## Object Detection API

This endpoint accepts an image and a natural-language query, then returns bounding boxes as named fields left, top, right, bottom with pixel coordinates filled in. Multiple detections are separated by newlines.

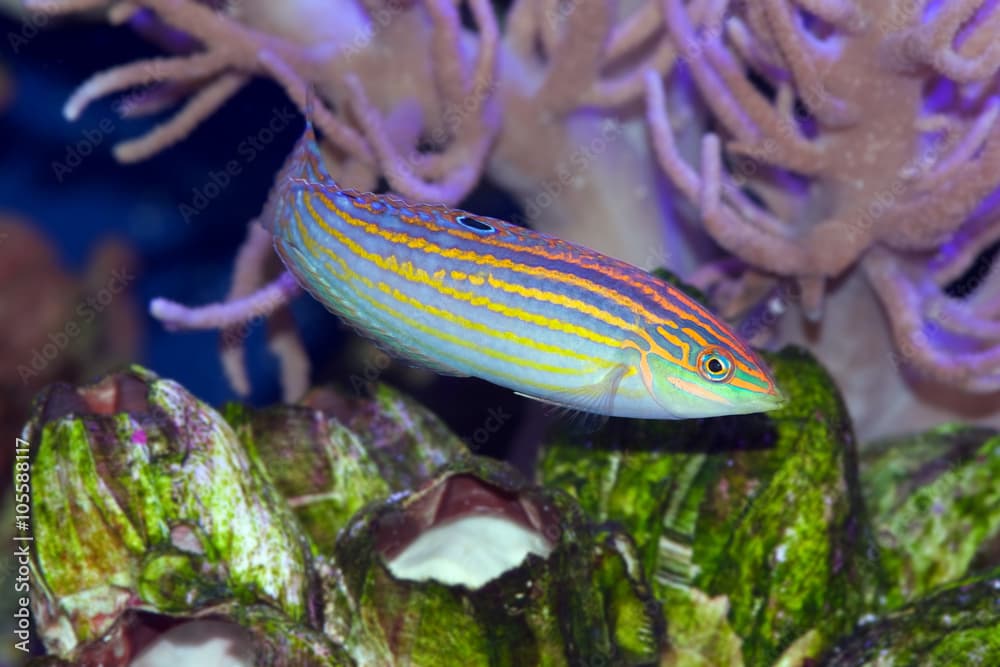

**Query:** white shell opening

left=386, top=514, right=553, bottom=588
left=130, top=621, right=252, bottom=667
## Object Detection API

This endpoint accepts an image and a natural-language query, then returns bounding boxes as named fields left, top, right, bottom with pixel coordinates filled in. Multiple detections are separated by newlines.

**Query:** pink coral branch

left=116, top=73, right=249, bottom=162
left=932, top=212, right=1000, bottom=286
left=864, top=247, right=1000, bottom=392
left=218, top=222, right=275, bottom=396
left=604, top=1, right=664, bottom=62
left=267, top=313, right=311, bottom=402
left=410, top=0, right=500, bottom=180
left=63, top=52, right=230, bottom=121
left=150, top=270, right=300, bottom=331
left=534, top=0, right=614, bottom=114
left=581, top=0, right=721, bottom=108
left=504, top=0, right=539, bottom=61
left=581, top=38, right=679, bottom=107
left=661, top=0, right=827, bottom=174
left=645, top=73, right=826, bottom=277
left=914, top=97, right=1000, bottom=190
left=117, top=82, right=197, bottom=118
left=535, top=0, right=563, bottom=59
left=914, top=0, right=1000, bottom=82
left=34, top=0, right=376, bottom=164
left=925, top=296, right=1000, bottom=341
left=255, top=50, right=373, bottom=165
left=661, top=0, right=760, bottom=142
left=726, top=16, right=785, bottom=72
left=25, top=0, right=113, bottom=13
left=877, top=123, right=1000, bottom=251
left=327, top=0, right=499, bottom=203
left=793, top=0, right=861, bottom=29
left=759, top=0, right=857, bottom=126
left=700, top=35, right=827, bottom=173
left=344, top=76, right=482, bottom=203
left=425, top=0, right=472, bottom=108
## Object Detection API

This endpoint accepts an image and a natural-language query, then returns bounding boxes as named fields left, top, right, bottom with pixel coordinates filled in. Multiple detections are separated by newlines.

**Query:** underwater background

left=0, top=5, right=529, bottom=457
left=1, top=0, right=999, bottom=665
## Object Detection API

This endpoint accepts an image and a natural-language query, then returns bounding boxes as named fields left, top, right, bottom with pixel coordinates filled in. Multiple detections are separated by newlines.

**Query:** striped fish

left=264, top=119, right=785, bottom=419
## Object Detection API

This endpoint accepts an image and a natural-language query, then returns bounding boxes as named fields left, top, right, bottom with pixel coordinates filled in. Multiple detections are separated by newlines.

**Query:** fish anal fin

left=515, top=364, right=630, bottom=431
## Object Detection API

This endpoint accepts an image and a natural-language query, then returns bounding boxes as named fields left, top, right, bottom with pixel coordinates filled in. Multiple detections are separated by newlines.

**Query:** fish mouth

left=728, top=379, right=786, bottom=415
left=758, top=383, right=787, bottom=412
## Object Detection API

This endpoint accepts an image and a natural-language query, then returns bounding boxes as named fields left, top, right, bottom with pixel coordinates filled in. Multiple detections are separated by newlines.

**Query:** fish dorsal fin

left=261, top=89, right=338, bottom=232
left=287, top=88, right=337, bottom=186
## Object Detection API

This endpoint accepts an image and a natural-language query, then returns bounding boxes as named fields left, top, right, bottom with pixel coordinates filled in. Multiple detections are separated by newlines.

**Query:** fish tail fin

left=260, top=87, right=338, bottom=233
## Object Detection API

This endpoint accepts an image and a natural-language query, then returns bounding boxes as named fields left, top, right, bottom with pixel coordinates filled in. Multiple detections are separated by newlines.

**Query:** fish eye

left=455, top=215, right=496, bottom=234
left=697, top=346, right=735, bottom=383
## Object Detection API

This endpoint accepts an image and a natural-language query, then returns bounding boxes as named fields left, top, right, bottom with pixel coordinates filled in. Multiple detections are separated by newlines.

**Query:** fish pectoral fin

left=515, top=364, right=630, bottom=430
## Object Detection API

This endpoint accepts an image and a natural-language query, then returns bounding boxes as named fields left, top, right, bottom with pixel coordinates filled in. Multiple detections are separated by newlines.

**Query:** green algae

left=861, top=425, right=1000, bottom=607
left=224, top=402, right=390, bottom=552
left=20, top=360, right=998, bottom=666
left=540, top=346, right=885, bottom=665
left=821, top=571, right=1000, bottom=666
left=332, top=456, right=664, bottom=665
left=24, top=366, right=318, bottom=658
left=340, top=383, right=470, bottom=490
left=27, top=604, right=356, bottom=667
left=657, top=587, right=744, bottom=667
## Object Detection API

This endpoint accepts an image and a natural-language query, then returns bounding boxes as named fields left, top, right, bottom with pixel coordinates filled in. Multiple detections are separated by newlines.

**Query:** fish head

left=643, top=327, right=786, bottom=418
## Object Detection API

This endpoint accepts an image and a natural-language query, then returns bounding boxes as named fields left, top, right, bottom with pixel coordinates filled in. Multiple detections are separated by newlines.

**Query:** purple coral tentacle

left=150, top=271, right=301, bottom=331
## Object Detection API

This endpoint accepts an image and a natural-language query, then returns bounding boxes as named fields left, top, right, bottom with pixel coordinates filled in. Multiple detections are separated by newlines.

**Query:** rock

left=820, top=571, right=1000, bottom=666
left=302, top=383, right=470, bottom=490
left=328, top=456, right=664, bottom=665
left=223, top=401, right=390, bottom=551
left=22, top=366, right=323, bottom=662
left=861, top=425, right=1000, bottom=607
left=539, top=346, right=884, bottom=664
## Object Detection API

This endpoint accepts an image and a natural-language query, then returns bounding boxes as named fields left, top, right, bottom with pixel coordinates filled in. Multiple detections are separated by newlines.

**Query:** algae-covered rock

left=820, top=570, right=1000, bottom=666
left=22, top=366, right=321, bottom=660
left=328, top=455, right=664, bottom=666
left=21, top=354, right=996, bottom=666
left=861, top=425, right=1000, bottom=607
left=301, top=383, right=470, bottom=490
left=539, top=346, right=884, bottom=665
left=658, top=587, right=744, bottom=667
left=222, top=382, right=471, bottom=554
left=224, top=402, right=391, bottom=551
left=28, top=603, right=354, bottom=666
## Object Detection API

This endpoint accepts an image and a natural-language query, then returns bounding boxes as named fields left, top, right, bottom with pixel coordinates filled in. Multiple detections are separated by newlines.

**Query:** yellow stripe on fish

left=265, top=116, right=785, bottom=418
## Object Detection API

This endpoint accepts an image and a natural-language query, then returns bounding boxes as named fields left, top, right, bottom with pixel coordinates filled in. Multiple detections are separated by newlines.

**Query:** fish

left=263, top=117, right=786, bottom=419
